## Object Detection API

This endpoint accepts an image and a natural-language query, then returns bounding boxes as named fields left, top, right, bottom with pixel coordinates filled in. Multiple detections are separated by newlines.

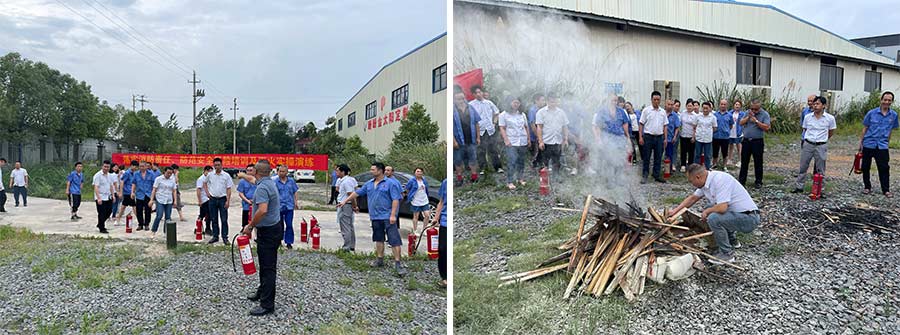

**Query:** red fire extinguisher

left=408, top=233, right=417, bottom=256
left=664, top=157, right=671, bottom=179
left=852, top=151, right=863, bottom=175
left=310, top=220, right=320, bottom=250
left=539, top=168, right=550, bottom=195
left=125, top=214, right=133, bottom=234
left=426, top=226, right=439, bottom=260
left=232, top=235, right=257, bottom=275
left=195, top=218, right=203, bottom=240
left=300, top=217, right=309, bottom=243
left=809, top=173, right=824, bottom=200
left=627, top=151, right=633, bottom=165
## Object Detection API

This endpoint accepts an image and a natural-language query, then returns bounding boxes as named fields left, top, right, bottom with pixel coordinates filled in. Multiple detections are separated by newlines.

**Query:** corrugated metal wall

left=335, top=35, right=448, bottom=154
left=501, top=0, right=896, bottom=66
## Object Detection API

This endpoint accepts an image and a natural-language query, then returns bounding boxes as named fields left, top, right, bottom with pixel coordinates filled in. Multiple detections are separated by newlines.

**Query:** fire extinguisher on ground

left=300, top=217, right=309, bottom=243
left=408, top=232, right=417, bottom=256
left=664, top=157, right=671, bottom=179
left=194, top=217, right=202, bottom=240
left=851, top=151, right=863, bottom=175
left=232, top=234, right=257, bottom=275
left=539, top=168, right=550, bottom=195
left=310, top=219, right=320, bottom=250
left=125, top=214, right=133, bottom=234
left=810, top=173, right=824, bottom=200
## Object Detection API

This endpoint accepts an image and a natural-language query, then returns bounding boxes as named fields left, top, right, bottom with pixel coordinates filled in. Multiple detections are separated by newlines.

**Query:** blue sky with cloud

left=0, top=0, right=446, bottom=129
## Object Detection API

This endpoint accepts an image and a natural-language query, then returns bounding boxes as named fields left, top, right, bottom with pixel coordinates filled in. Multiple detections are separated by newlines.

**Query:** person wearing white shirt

left=149, top=166, right=178, bottom=234
left=693, top=101, right=718, bottom=170
left=468, top=85, right=503, bottom=174
left=499, top=97, right=531, bottom=189
left=679, top=100, right=700, bottom=172
left=196, top=165, right=213, bottom=235
left=535, top=94, right=570, bottom=177
left=793, top=96, right=836, bottom=194
left=9, top=161, right=28, bottom=207
left=638, top=91, right=669, bottom=183
left=669, top=164, right=759, bottom=264
left=92, top=160, right=115, bottom=234
left=335, top=164, right=358, bottom=252
left=203, top=158, right=234, bottom=245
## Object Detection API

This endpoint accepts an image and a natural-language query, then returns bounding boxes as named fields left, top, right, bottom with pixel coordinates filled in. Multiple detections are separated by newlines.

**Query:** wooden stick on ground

left=498, top=263, right=568, bottom=287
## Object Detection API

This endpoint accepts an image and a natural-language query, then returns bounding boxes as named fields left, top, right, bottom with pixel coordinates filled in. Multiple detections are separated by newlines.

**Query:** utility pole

left=189, top=71, right=204, bottom=154
left=231, top=97, right=239, bottom=154
left=132, top=94, right=136, bottom=112
left=138, top=95, right=147, bottom=110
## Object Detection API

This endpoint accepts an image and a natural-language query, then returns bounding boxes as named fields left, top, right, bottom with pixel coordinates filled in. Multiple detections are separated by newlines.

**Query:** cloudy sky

left=740, top=0, right=898, bottom=39
left=0, top=0, right=446, bottom=129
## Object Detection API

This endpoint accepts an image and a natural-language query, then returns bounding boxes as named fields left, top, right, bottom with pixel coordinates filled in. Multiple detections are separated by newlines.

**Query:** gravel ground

left=454, top=135, right=900, bottom=334
left=0, top=234, right=446, bottom=334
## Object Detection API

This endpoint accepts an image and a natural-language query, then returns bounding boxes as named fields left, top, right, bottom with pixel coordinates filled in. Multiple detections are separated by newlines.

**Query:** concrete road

left=0, top=196, right=434, bottom=256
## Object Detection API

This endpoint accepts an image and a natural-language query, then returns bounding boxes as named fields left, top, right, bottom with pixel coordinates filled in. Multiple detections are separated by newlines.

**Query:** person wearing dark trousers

left=0, top=158, right=6, bottom=212
left=242, top=160, right=283, bottom=316
left=432, top=179, right=448, bottom=287
left=196, top=165, right=213, bottom=234
left=665, top=100, right=682, bottom=173
left=639, top=91, right=669, bottom=184
left=274, top=165, right=299, bottom=249
left=92, top=160, right=114, bottom=234
left=9, top=161, right=28, bottom=207
left=738, top=99, right=772, bottom=188
left=712, top=99, right=734, bottom=171
left=66, top=162, right=85, bottom=221
left=327, top=167, right=338, bottom=205
left=133, top=161, right=155, bottom=230
left=679, top=99, right=699, bottom=172
left=204, top=157, right=234, bottom=245
left=535, top=94, right=570, bottom=178
left=528, top=94, right=547, bottom=169
left=469, top=85, right=503, bottom=174
left=859, top=91, right=898, bottom=198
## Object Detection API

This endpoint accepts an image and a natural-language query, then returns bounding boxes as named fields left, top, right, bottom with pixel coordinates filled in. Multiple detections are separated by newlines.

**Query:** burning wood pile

left=499, top=195, right=742, bottom=301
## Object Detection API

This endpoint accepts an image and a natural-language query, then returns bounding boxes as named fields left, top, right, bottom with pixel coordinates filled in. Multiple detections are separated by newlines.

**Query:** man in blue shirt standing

left=665, top=99, right=682, bottom=173
left=431, top=179, right=447, bottom=287
left=338, top=162, right=406, bottom=277
left=115, top=160, right=139, bottom=225
left=65, top=162, right=84, bottom=221
left=241, top=160, right=283, bottom=316
left=453, top=87, right=481, bottom=186
left=237, top=164, right=257, bottom=230
left=859, top=91, right=898, bottom=198
left=274, top=165, right=299, bottom=249
left=133, top=161, right=156, bottom=231
left=712, top=99, right=734, bottom=171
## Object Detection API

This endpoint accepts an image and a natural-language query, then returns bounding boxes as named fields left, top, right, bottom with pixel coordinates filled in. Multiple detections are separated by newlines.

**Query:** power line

left=53, top=0, right=189, bottom=81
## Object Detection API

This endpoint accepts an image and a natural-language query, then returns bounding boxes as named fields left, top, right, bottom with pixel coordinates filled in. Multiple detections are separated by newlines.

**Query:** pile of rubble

left=500, top=196, right=740, bottom=301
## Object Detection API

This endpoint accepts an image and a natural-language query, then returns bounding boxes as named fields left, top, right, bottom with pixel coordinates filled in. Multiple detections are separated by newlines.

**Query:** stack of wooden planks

left=499, top=196, right=743, bottom=301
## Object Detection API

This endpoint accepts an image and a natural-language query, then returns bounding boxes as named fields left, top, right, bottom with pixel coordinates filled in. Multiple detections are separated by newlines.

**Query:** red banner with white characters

left=454, top=68, right=484, bottom=101
left=111, top=153, right=329, bottom=170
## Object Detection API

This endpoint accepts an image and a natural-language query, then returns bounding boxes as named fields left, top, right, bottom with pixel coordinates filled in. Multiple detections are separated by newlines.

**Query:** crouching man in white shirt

left=667, top=164, right=760, bottom=264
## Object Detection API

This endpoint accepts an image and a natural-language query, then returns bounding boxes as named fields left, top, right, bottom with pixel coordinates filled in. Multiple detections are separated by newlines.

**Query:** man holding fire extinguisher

left=241, top=159, right=283, bottom=316
left=792, top=96, right=836, bottom=196
left=337, top=162, right=406, bottom=277
left=858, top=91, right=897, bottom=198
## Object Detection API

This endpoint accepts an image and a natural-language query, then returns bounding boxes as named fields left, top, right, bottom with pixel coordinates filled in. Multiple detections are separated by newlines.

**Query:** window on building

left=365, top=101, right=377, bottom=120
left=820, top=64, right=844, bottom=91
left=338, top=119, right=343, bottom=131
left=736, top=53, right=771, bottom=86
left=392, top=84, right=409, bottom=109
left=433, top=64, right=447, bottom=93
left=348, top=112, right=357, bottom=127
left=865, top=70, right=882, bottom=93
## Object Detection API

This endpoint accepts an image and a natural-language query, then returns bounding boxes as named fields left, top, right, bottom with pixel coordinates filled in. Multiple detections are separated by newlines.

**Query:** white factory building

left=335, top=33, right=448, bottom=154
left=455, top=0, right=900, bottom=110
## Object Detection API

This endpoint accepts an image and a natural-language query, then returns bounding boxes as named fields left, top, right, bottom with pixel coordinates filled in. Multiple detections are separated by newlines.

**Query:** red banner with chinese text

left=454, top=68, right=483, bottom=101
left=111, top=153, right=329, bottom=171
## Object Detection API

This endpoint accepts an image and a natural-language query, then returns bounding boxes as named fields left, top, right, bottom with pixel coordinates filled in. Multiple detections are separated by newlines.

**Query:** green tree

left=117, top=109, right=163, bottom=151
left=266, top=113, right=294, bottom=153
left=308, top=125, right=345, bottom=155
left=157, top=113, right=188, bottom=153
left=197, top=104, right=228, bottom=153
left=243, top=114, right=269, bottom=154
left=391, top=102, right=440, bottom=150
left=343, top=135, right=369, bottom=157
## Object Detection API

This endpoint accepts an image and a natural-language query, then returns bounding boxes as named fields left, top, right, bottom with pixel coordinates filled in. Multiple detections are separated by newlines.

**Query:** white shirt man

left=337, top=175, right=358, bottom=203
left=802, top=112, right=837, bottom=143
left=639, top=105, right=668, bottom=136
left=535, top=106, right=570, bottom=145
left=679, top=109, right=698, bottom=139
left=694, top=114, right=717, bottom=143
left=196, top=174, right=209, bottom=204
left=205, top=170, right=234, bottom=198
left=469, top=98, right=499, bottom=136
left=93, top=170, right=113, bottom=201
left=692, top=171, right=758, bottom=213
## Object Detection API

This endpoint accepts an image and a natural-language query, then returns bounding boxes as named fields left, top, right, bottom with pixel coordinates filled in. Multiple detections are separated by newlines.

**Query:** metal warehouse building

left=335, top=33, right=448, bottom=154
left=456, top=0, right=900, bottom=109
